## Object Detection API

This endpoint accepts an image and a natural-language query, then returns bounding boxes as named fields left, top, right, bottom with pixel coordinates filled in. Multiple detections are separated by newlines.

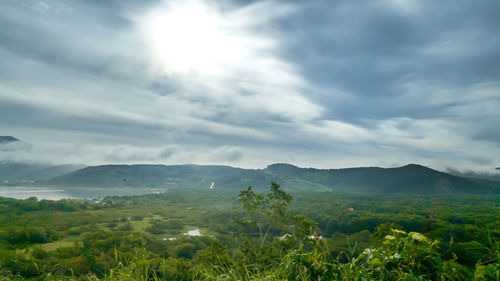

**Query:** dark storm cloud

left=0, top=0, right=499, bottom=171
left=273, top=0, right=500, bottom=121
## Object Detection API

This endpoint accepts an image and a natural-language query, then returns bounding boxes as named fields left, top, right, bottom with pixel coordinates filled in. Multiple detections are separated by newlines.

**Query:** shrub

left=174, top=243, right=195, bottom=259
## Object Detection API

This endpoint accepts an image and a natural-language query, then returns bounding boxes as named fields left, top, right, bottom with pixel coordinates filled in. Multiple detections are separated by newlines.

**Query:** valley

left=0, top=185, right=498, bottom=280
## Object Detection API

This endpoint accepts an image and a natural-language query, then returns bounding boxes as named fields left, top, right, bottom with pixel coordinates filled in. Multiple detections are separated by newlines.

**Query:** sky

left=0, top=0, right=499, bottom=172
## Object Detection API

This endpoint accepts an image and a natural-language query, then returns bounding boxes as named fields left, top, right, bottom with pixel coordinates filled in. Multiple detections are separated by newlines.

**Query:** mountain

left=263, top=163, right=500, bottom=194
left=0, top=136, right=19, bottom=143
left=0, top=136, right=85, bottom=184
left=0, top=161, right=85, bottom=184
left=43, top=164, right=269, bottom=190
left=42, top=163, right=500, bottom=194
left=0, top=135, right=31, bottom=152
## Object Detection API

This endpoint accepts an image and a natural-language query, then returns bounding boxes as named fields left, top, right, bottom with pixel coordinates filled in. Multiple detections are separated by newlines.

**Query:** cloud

left=132, top=0, right=323, bottom=124
left=0, top=141, right=32, bottom=152
left=209, top=146, right=244, bottom=162
left=0, top=0, right=499, bottom=171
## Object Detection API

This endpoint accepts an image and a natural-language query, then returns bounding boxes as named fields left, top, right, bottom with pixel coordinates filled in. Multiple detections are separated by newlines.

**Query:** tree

left=174, top=243, right=195, bottom=259
left=235, top=182, right=293, bottom=249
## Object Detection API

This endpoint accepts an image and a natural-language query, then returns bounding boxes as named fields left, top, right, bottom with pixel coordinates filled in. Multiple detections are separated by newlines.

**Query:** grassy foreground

left=1, top=229, right=498, bottom=280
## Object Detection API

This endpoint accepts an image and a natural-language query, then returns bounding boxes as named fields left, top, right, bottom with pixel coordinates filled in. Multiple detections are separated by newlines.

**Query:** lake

left=0, top=186, right=168, bottom=200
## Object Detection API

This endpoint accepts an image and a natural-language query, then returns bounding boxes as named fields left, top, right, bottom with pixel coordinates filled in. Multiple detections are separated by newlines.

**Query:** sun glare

left=140, top=1, right=249, bottom=76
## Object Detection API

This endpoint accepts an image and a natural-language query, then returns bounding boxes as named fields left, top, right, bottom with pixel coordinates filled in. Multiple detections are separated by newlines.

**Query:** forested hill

left=41, top=163, right=500, bottom=194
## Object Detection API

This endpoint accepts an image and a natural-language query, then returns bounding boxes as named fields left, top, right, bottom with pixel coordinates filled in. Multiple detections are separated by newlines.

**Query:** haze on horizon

left=1, top=0, right=499, bottom=172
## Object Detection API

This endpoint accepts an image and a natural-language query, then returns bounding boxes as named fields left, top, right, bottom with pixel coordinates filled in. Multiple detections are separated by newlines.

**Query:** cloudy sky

left=1, top=0, right=499, bottom=171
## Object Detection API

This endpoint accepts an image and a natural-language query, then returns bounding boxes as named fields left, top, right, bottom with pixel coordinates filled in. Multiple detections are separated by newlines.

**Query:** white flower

left=363, top=248, right=375, bottom=259
left=409, top=232, right=427, bottom=242
left=385, top=235, right=395, bottom=240
left=389, top=253, right=401, bottom=260
left=391, top=229, right=406, bottom=235
left=279, top=233, right=293, bottom=240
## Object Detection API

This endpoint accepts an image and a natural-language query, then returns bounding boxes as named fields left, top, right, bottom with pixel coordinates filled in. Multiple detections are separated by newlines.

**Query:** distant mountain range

left=0, top=136, right=85, bottom=183
left=40, top=163, right=500, bottom=194
left=2, top=136, right=499, bottom=194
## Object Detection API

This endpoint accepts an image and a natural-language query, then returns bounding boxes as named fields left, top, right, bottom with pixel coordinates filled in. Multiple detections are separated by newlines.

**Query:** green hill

left=41, top=163, right=500, bottom=194
left=43, top=164, right=270, bottom=190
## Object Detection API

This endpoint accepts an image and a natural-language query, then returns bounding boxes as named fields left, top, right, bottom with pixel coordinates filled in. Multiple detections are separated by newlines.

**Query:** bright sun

left=140, top=1, right=250, bottom=76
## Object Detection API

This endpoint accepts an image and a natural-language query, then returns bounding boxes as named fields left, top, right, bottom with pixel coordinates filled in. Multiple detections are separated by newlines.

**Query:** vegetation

left=0, top=183, right=498, bottom=280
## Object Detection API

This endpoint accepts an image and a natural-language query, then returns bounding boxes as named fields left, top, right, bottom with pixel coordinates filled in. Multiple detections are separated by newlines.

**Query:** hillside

left=43, top=164, right=270, bottom=190
left=42, top=163, right=500, bottom=194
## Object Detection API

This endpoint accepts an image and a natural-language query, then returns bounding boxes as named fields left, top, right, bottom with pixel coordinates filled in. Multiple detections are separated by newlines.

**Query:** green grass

left=40, top=239, right=77, bottom=251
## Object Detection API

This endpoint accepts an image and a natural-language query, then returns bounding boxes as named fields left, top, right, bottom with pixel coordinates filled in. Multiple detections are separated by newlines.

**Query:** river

left=0, top=186, right=168, bottom=200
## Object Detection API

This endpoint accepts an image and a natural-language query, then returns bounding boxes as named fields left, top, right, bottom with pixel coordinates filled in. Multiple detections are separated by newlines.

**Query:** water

left=184, top=229, right=202, bottom=236
left=0, top=186, right=168, bottom=200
